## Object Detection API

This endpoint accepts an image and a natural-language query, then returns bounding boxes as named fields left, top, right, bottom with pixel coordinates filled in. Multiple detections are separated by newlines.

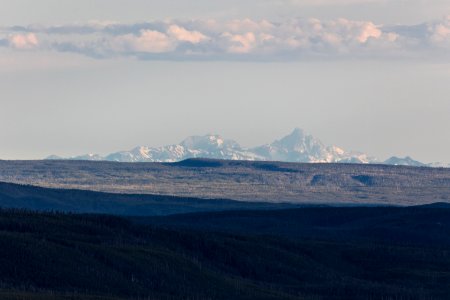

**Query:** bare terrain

left=0, top=158, right=449, bottom=205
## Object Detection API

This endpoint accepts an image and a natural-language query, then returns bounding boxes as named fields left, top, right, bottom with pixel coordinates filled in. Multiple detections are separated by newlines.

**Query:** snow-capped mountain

left=46, top=128, right=444, bottom=167
left=101, top=135, right=262, bottom=162
left=383, top=156, right=426, bottom=167
left=251, top=128, right=375, bottom=163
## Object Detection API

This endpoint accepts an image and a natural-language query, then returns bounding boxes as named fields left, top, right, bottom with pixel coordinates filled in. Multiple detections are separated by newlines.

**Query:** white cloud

left=225, top=19, right=275, bottom=33
left=2, top=16, right=450, bottom=60
left=8, top=33, right=39, bottom=49
left=301, top=18, right=383, bottom=46
left=113, top=30, right=174, bottom=53
left=355, top=21, right=382, bottom=42
left=167, top=25, right=208, bottom=43
left=429, top=16, right=450, bottom=45
left=222, top=32, right=257, bottom=53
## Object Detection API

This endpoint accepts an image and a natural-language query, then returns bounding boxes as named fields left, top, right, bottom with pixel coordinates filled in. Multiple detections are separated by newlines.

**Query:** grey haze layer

left=1, top=159, right=449, bottom=205
left=48, top=128, right=446, bottom=167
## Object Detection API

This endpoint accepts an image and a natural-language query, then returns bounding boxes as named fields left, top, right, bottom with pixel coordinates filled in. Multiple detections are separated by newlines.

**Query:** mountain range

left=47, top=128, right=448, bottom=167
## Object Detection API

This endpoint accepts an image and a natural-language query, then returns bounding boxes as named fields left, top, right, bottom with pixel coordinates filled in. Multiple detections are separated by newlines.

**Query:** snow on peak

left=383, top=156, right=426, bottom=167
left=252, top=129, right=345, bottom=163
left=46, top=128, right=439, bottom=166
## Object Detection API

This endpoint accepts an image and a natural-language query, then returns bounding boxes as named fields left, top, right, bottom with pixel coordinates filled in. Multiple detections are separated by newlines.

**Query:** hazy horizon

left=1, top=1, right=449, bottom=163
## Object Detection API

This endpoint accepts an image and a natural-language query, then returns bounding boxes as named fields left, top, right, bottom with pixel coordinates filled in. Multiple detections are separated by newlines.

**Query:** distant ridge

left=47, top=128, right=448, bottom=167
left=2, top=159, right=450, bottom=205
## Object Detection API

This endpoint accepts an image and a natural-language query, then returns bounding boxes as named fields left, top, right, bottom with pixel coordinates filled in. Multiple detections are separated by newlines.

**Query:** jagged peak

left=45, top=129, right=440, bottom=167
left=180, top=134, right=239, bottom=150
left=290, top=127, right=307, bottom=137
left=275, top=128, right=324, bottom=150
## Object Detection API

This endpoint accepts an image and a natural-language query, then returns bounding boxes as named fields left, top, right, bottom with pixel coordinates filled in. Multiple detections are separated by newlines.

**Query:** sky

left=0, top=0, right=449, bottom=163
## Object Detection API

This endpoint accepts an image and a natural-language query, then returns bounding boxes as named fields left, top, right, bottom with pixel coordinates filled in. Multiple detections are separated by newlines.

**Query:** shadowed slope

left=0, top=208, right=450, bottom=299
left=0, top=181, right=302, bottom=216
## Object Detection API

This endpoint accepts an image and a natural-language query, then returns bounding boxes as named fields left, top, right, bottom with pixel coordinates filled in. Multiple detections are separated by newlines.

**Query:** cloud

left=8, top=33, right=39, bottom=49
left=221, top=32, right=257, bottom=53
left=429, top=16, right=450, bottom=46
left=113, top=30, right=174, bottom=53
left=167, top=25, right=208, bottom=44
left=355, top=21, right=382, bottom=42
left=2, top=17, right=450, bottom=60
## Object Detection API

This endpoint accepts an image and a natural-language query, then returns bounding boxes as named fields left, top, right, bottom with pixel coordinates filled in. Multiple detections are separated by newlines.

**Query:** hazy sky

left=1, top=0, right=449, bottom=163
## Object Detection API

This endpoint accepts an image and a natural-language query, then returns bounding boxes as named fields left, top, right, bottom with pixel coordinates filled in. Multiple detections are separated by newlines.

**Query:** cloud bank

left=1, top=17, right=450, bottom=60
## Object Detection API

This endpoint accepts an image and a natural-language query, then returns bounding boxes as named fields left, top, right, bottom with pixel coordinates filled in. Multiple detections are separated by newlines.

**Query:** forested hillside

left=0, top=207, right=450, bottom=299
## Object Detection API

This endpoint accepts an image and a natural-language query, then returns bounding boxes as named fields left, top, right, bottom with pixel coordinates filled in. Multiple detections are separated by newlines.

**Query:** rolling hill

left=1, top=159, right=449, bottom=205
